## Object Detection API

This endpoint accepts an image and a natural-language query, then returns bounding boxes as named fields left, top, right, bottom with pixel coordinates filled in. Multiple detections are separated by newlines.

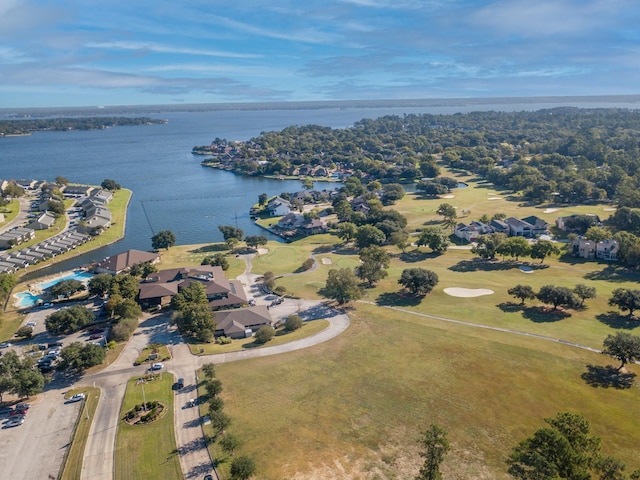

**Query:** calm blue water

left=1, top=99, right=638, bottom=276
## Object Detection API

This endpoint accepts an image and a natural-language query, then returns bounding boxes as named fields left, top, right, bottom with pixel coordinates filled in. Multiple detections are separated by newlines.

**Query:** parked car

left=10, top=409, right=27, bottom=416
left=68, top=393, right=85, bottom=403
left=0, top=342, right=11, bottom=348
left=89, top=334, right=103, bottom=340
left=204, top=475, right=214, bottom=480
left=15, top=403, right=30, bottom=411
left=25, top=321, right=36, bottom=327
left=176, top=378, right=184, bottom=389
left=0, top=407, right=12, bottom=416
left=4, top=417, right=25, bottom=428
left=150, top=362, right=164, bottom=371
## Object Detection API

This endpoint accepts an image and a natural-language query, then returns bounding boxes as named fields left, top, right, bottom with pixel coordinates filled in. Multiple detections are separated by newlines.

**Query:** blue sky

left=1, top=0, right=638, bottom=107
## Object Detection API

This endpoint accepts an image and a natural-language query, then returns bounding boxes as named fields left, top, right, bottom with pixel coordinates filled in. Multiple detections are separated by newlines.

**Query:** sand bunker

left=519, top=266, right=534, bottom=273
left=321, top=257, right=332, bottom=265
left=257, top=248, right=269, bottom=254
left=543, top=208, right=559, bottom=213
left=603, top=207, right=616, bottom=212
left=487, top=197, right=502, bottom=200
left=442, top=194, right=455, bottom=199
left=444, top=287, right=494, bottom=298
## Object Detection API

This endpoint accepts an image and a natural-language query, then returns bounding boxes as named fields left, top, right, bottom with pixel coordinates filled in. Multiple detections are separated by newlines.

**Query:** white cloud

left=85, top=41, right=261, bottom=59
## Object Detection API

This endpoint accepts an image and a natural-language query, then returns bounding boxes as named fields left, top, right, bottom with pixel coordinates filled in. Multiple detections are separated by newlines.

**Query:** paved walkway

left=80, top=253, right=350, bottom=480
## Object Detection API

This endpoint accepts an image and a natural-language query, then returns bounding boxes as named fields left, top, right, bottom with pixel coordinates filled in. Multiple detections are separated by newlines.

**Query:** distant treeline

left=196, top=107, right=640, bottom=208
left=0, top=117, right=165, bottom=136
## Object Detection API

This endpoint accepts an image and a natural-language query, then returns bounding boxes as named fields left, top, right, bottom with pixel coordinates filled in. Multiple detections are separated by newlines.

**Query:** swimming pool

left=13, top=270, right=94, bottom=308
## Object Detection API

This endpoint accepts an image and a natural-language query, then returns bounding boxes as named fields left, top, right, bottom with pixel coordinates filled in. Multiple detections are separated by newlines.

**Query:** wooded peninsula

left=0, top=117, right=166, bottom=136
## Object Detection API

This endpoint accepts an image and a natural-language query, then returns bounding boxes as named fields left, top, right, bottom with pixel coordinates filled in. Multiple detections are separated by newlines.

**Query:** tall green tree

left=398, top=268, right=439, bottom=295
left=536, top=285, right=580, bottom=311
left=416, top=424, right=450, bottom=480
left=355, top=245, right=390, bottom=287
left=151, top=230, right=176, bottom=250
left=608, top=288, right=640, bottom=317
left=336, top=222, right=358, bottom=242
left=472, top=233, right=507, bottom=260
left=530, top=239, right=560, bottom=263
left=508, top=285, right=536, bottom=304
left=355, top=224, right=386, bottom=249
left=218, top=225, right=244, bottom=241
left=573, top=284, right=596, bottom=307
left=601, top=332, right=640, bottom=370
left=507, top=412, right=602, bottom=480
left=497, top=236, right=531, bottom=261
left=417, top=227, right=450, bottom=253
left=324, top=268, right=362, bottom=304
left=230, top=456, right=256, bottom=480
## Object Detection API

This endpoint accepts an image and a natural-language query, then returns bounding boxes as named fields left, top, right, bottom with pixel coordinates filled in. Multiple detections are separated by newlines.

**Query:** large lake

left=2, top=97, right=639, bottom=274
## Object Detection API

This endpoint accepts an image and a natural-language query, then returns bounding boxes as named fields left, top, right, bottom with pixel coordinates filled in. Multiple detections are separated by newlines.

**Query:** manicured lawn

left=156, top=243, right=245, bottom=279
left=216, top=303, right=640, bottom=479
left=60, top=387, right=101, bottom=480
left=134, top=343, right=171, bottom=365
left=114, top=375, right=181, bottom=480
left=0, top=310, right=25, bottom=342
left=188, top=319, right=329, bottom=355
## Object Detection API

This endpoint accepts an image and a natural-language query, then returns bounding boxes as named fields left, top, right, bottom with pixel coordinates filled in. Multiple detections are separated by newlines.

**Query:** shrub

left=110, top=318, right=137, bottom=342
left=284, top=315, right=303, bottom=332
left=217, top=336, right=232, bottom=345
left=302, top=258, right=315, bottom=270
left=15, top=326, right=33, bottom=339
left=254, top=325, right=275, bottom=344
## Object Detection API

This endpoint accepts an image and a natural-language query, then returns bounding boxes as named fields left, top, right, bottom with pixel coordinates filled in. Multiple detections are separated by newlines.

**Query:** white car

left=150, top=362, right=164, bottom=370
left=0, top=342, right=11, bottom=349
left=68, top=393, right=85, bottom=403
left=25, top=321, right=36, bottom=327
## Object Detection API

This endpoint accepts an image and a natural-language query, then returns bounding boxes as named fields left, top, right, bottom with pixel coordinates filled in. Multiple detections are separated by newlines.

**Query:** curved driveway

left=79, top=299, right=349, bottom=480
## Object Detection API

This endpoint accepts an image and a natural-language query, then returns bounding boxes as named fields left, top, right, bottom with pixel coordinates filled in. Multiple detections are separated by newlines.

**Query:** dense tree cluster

left=45, top=305, right=95, bottom=335
left=507, top=412, right=639, bottom=479
left=196, top=108, right=640, bottom=209
left=171, top=282, right=216, bottom=342
left=0, top=117, right=164, bottom=135
left=60, top=342, right=106, bottom=371
left=0, top=351, right=45, bottom=401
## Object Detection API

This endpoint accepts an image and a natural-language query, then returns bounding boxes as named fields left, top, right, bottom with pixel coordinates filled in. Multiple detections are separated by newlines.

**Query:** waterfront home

left=62, top=185, right=93, bottom=197
left=95, top=249, right=160, bottom=275
left=214, top=306, right=273, bottom=339
left=266, top=196, right=292, bottom=216
left=138, top=265, right=247, bottom=310
left=90, top=189, right=113, bottom=205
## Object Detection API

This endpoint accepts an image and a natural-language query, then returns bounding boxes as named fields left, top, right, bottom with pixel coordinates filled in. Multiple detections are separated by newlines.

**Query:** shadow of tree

left=312, top=244, right=335, bottom=254
left=399, top=250, right=439, bottom=263
left=376, top=291, right=423, bottom=307
left=581, top=364, right=636, bottom=389
left=190, top=244, right=228, bottom=254
left=497, top=302, right=525, bottom=313
left=521, top=306, right=571, bottom=323
left=595, top=311, right=639, bottom=330
left=449, top=259, right=514, bottom=272
left=583, top=265, right=639, bottom=282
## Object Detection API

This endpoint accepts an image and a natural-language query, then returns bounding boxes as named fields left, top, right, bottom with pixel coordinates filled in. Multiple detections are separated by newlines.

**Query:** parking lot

left=0, top=385, right=82, bottom=479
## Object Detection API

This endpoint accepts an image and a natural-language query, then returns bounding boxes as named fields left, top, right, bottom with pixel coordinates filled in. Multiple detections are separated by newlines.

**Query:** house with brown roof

left=94, top=249, right=161, bottom=275
left=138, top=265, right=247, bottom=310
left=214, top=305, right=273, bottom=338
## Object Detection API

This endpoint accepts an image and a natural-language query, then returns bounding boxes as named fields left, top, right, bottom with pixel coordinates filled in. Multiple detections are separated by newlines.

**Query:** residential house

left=214, top=306, right=273, bottom=338
left=266, top=196, right=292, bottom=216
left=555, top=214, right=602, bottom=232
left=299, top=218, right=328, bottom=235
left=0, top=227, right=35, bottom=249
left=90, top=189, right=113, bottom=205
left=454, top=221, right=492, bottom=242
left=28, top=211, right=57, bottom=230
left=571, top=236, right=618, bottom=261
left=489, top=219, right=509, bottom=235
left=521, top=216, right=549, bottom=237
left=504, top=217, right=534, bottom=237
left=94, top=249, right=161, bottom=275
left=138, top=265, right=247, bottom=310
left=62, top=185, right=93, bottom=197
